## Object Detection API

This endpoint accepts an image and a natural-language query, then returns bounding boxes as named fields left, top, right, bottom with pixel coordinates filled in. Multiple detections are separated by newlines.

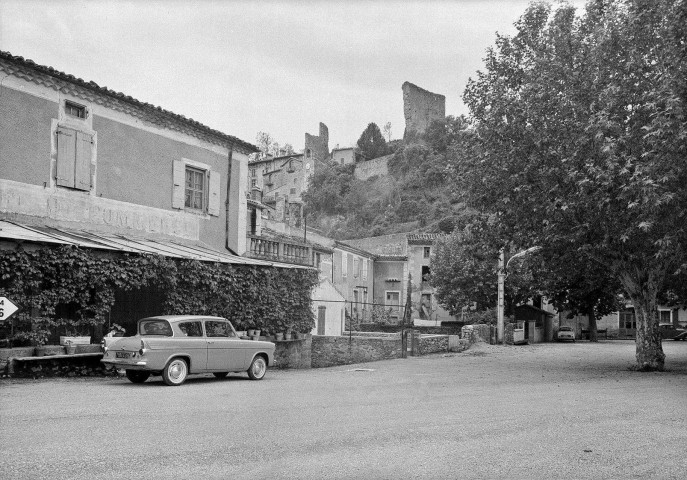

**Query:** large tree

left=533, top=250, right=623, bottom=341
left=457, top=0, right=687, bottom=370
left=432, top=223, right=539, bottom=316
left=357, top=122, right=389, bottom=159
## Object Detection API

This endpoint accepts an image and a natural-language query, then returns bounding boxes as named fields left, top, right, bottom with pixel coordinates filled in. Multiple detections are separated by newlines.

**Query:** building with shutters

left=0, top=51, right=258, bottom=255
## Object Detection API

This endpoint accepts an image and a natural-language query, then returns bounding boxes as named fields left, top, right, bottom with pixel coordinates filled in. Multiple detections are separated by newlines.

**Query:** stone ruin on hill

left=402, top=81, right=446, bottom=140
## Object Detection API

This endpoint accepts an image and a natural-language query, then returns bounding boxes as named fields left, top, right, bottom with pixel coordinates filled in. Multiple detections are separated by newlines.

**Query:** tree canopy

left=357, top=123, right=389, bottom=159
left=450, top=0, right=687, bottom=370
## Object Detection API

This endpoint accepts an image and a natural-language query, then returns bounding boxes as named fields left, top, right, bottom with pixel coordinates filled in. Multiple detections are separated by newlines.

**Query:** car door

left=205, top=320, right=246, bottom=371
left=175, top=320, right=208, bottom=372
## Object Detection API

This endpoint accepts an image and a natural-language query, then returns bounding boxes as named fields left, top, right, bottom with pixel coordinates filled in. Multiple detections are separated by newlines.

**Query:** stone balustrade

left=246, top=234, right=312, bottom=266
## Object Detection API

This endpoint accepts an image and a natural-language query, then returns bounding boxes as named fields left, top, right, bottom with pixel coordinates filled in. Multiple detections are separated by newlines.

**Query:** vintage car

left=556, top=325, right=576, bottom=342
left=101, top=315, right=275, bottom=386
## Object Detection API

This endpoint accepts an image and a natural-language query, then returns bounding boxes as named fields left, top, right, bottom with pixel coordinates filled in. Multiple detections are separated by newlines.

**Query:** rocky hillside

left=302, top=116, right=472, bottom=240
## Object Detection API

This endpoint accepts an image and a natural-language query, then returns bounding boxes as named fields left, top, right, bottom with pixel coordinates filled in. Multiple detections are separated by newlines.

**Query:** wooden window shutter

left=56, top=126, right=76, bottom=187
left=172, top=160, right=185, bottom=209
left=208, top=170, right=221, bottom=216
left=74, top=131, right=93, bottom=191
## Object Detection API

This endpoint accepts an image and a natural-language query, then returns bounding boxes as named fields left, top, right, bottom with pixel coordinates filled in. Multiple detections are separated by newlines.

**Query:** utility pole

left=497, top=249, right=505, bottom=344
left=497, top=246, right=541, bottom=346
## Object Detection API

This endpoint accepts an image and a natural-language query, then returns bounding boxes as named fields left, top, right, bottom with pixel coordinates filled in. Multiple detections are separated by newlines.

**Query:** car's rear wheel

left=162, top=358, right=188, bottom=386
left=125, top=370, right=150, bottom=384
left=247, top=356, right=267, bottom=380
left=213, top=372, right=229, bottom=378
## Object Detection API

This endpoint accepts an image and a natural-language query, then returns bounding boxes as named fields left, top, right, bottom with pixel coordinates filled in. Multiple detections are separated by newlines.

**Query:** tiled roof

left=0, top=51, right=259, bottom=154
left=376, top=255, right=408, bottom=261
left=0, top=220, right=306, bottom=269
left=407, top=233, right=442, bottom=245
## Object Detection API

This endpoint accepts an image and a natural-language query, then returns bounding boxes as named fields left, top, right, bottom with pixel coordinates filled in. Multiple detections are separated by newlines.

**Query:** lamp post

left=497, top=246, right=541, bottom=345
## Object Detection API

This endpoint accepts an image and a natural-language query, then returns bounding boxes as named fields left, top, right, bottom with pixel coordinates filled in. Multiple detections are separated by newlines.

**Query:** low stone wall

left=311, top=335, right=402, bottom=368
left=358, top=323, right=464, bottom=336
left=342, top=331, right=400, bottom=338
left=273, top=337, right=312, bottom=369
left=418, top=335, right=448, bottom=354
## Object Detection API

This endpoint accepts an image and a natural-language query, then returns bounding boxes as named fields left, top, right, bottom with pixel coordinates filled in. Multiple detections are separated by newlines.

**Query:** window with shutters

left=353, top=257, right=359, bottom=278
left=172, top=159, right=220, bottom=216
left=185, top=166, right=205, bottom=210
left=55, top=126, right=93, bottom=191
left=362, top=259, right=368, bottom=281
left=341, top=252, right=348, bottom=278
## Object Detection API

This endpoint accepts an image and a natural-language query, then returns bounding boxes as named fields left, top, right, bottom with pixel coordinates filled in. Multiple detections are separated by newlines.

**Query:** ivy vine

left=0, top=245, right=318, bottom=346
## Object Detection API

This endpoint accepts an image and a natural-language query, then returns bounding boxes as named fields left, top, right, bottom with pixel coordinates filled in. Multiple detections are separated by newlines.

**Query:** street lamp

left=497, top=246, right=541, bottom=345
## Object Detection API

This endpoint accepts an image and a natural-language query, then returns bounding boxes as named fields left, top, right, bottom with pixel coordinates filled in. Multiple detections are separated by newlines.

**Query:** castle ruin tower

left=402, top=82, right=446, bottom=140
left=304, top=122, right=329, bottom=181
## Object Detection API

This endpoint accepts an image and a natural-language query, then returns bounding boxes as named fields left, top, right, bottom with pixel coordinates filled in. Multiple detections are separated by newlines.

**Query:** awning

left=0, top=220, right=308, bottom=269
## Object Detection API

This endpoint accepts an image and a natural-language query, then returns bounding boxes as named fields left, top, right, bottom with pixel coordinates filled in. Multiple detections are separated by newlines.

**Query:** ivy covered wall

left=0, top=245, right=318, bottom=346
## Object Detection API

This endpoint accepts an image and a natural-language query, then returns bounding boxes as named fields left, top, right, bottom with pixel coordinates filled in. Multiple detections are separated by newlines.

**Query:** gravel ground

left=0, top=339, right=685, bottom=480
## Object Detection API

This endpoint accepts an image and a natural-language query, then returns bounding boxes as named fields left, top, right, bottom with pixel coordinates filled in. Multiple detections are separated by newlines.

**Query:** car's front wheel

left=125, top=370, right=150, bottom=384
left=162, top=358, right=188, bottom=386
left=247, top=356, right=267, bottom=380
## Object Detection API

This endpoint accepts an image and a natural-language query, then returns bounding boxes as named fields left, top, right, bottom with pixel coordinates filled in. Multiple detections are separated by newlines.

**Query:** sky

left=0, top=0, right=586, bottom=150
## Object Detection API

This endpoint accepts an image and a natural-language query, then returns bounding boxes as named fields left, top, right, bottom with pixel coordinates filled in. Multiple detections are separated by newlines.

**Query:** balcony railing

left=247, top=235, right=312, bottom=266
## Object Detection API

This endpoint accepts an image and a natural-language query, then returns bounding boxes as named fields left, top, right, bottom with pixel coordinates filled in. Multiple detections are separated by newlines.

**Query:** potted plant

left=11, top=329, right=50, bottom=356
left=64, top=339, right=77, bottom=355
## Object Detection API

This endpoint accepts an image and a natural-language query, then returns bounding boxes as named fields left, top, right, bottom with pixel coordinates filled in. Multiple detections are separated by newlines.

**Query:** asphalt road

left=1, top=340, right=686, bottom=480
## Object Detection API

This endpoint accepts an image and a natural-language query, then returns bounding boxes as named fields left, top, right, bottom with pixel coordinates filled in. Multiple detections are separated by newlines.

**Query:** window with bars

left=65, top=100, right=87, bottom=119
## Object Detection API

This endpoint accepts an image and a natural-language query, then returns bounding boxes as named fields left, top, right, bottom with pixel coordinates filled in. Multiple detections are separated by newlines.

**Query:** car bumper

left=101, top=358, right=149, bottom=368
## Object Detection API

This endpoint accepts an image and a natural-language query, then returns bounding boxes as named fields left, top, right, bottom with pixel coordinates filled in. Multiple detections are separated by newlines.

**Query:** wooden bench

left=8, top=353, right=103, bottom=375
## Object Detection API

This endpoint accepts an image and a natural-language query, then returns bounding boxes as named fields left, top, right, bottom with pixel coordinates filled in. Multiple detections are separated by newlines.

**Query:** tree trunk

left=620, top=270, right=665, bottom=371
left=631, top=296, right=665, bottom=371
left=588, top=307, right=598, bottom=343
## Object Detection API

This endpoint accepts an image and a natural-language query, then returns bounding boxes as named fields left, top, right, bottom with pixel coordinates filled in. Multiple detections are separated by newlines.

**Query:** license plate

left=116, top=352, right=132, bottom=359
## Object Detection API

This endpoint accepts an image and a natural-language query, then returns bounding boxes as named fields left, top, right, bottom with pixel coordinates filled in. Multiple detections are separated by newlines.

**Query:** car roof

left=140, top=315, right=228, bottom=323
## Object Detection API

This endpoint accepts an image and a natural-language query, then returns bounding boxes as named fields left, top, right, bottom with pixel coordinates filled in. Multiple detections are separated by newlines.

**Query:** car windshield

left=559, top=326, right=573, bottom=331
left=139, top=319, right=173, bottom=336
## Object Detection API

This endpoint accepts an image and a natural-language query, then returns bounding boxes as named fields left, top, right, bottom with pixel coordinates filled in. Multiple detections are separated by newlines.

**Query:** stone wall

left=311, top=334, right=402, bottom=368
left=273, top=337, right=312, bottom=369
left=354, top=155, right=391, bottom=180
left=358, top=323, right=465, bottom=336
left=402, top=82, right=446, bottom=140
left=418, top=335, right=448, bottom=354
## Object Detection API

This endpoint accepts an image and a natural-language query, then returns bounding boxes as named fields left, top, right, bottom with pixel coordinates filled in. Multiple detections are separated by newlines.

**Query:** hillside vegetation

left=302, top=116, right=472, bottom=240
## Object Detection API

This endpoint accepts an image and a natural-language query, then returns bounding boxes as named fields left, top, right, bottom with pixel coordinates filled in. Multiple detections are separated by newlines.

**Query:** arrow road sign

left=0, top=297, right=19, bottom=321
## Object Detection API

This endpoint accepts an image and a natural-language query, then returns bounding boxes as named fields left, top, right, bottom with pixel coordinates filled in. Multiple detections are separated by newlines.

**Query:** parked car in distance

left=101, top=315, right=275, bottom=386
left=557, top=326, right=576, bottom=342
left=672, top=330, right=687, bottom=341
